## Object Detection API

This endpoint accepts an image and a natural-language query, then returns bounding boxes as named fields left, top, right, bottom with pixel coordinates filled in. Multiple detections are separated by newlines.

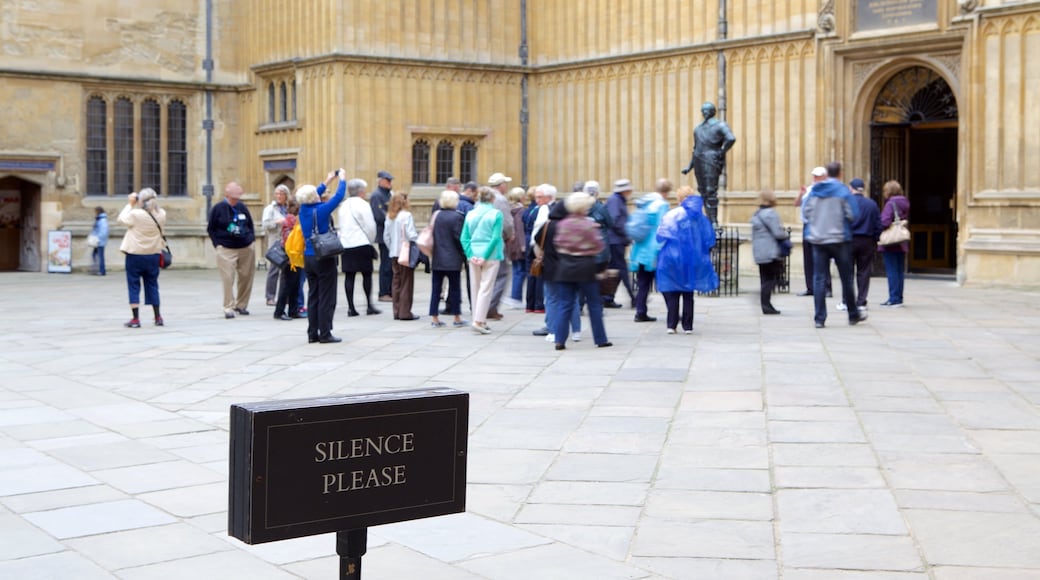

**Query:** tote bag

left=879, top=202, right=910, bottom=246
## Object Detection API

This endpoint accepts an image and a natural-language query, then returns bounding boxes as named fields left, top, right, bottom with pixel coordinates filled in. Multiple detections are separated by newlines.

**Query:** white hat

left=811, top=166, right=827, bottom=177
left=487, top=173, right=512, bottom=186
left=612, top=179, right=633, bottom=193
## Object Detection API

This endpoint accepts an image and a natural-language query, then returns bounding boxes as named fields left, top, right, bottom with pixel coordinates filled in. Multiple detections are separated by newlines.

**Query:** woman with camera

left=297, top=169, right=346, bottom=343
left=118, top=189, right=166, bottom=328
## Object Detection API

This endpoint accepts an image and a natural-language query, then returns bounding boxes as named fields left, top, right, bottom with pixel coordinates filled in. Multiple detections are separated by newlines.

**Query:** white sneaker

left=859, top=305, right=868, bottom=311
left=666, top=328, right=677, bottom=335
left=836, top=302, right=847, bottom=311
left=571, top=331, right=582, bottom=342
left=545, top=333, right=555, bottom=342
left=684, top=330, right=693, bottom=335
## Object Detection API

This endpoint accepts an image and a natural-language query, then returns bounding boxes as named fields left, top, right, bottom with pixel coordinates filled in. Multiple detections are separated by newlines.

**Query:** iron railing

left=701, top=226, right=740, bottom=297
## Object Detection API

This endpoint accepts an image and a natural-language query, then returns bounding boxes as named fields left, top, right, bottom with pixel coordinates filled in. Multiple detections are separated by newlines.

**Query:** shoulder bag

left=146, top=211, right=173, bottom=269
left=265, top=240, right=289, bottom=269
left=879, top=201, right=910, bottom=246
left=529, top=220, right=550, bottom=277
left=417, top=210, right=438, bottom=257
left=397, top=218, right=420, bottom=268
left=310, top=208, right=344, bottom=259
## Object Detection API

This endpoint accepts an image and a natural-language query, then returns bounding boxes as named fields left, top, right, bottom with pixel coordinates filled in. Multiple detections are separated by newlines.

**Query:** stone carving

left=818, top=0, right=837, bottom=35
left=959, top=0, right=979, bottom=13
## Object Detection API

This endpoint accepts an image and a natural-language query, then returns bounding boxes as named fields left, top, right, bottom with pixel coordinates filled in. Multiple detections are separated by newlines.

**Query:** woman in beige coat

left=118, top=188, right=167, bottom=328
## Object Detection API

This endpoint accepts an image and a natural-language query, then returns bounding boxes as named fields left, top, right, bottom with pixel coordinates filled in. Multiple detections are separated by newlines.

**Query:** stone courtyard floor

left=1, top=268, right=1039, bottom=579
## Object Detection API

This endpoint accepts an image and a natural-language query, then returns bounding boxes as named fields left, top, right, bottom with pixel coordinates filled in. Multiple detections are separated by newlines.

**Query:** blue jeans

left=543, top=281, right=579, bottom=335
left=555, top=281, right=607, bottom=345
left=882, top=251, right=906, bottom=304
left=812, top=242, right=860, bottom=324
left=125, top=253, right=160, bottom=305
left=511, top=258, right=527, bottom=302
left=430, top=269, right=462, bottom=316
left=92, top=246, right=106, bottom=275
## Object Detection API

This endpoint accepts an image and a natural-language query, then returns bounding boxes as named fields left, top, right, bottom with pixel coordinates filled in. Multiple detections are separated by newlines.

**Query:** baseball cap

left=377, top=170, right=394, bottom=181
left=849, top=178, right=865, bottom=191
left=487, top=172, right=512, bottom=186
left=612, top=179, right=632, bottom=193
left=811, top=167, right=827, bottom=177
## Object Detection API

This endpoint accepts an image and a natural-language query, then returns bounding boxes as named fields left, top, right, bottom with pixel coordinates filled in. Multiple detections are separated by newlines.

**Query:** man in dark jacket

left=604, top=178, right=634, bottom=308
left=846, top=178, right=882, bottom=311
left=207, top=182, right=256, bottom=319
left=371, top=170, right=393, bottom=302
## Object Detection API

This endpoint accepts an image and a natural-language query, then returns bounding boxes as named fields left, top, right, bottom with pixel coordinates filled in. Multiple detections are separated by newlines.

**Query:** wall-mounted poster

left=0, top=191, right=19, bottom=229
left=857, top=0, right=937, bottom=31
left=47, top=230, right=72, bottom=273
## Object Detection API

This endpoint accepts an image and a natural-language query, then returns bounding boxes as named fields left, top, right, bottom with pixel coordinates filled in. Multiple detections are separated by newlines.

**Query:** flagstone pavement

left=1, top=268, right=1039, bottom=580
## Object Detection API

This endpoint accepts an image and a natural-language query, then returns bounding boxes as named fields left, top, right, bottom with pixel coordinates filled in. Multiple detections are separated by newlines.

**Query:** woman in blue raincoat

left=655, top=185, right=718, bottom=333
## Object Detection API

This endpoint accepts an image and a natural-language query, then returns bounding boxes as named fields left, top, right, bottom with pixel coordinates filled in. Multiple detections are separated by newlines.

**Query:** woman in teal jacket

left=461, top=186, right=504, bottom=334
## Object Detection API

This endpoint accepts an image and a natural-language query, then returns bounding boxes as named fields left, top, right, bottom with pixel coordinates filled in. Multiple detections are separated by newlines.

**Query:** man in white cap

left=795, top=166, right=832, bottom=297
left=604, top=178, right=635, bottom=308
left=485, top=172, right=516, bottom=320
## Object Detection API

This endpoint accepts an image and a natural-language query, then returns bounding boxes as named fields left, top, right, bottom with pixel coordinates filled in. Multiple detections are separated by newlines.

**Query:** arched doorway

left=870, top=66, right=958, bottom=273
left=0, top=176, right=42, bottom=272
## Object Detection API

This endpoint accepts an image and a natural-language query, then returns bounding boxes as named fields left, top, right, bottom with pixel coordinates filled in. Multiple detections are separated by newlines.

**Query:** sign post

left=228, top=387, right=468, bottom=578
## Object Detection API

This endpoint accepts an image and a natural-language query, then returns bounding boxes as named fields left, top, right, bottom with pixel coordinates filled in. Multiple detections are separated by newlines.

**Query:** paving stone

left=904, top=509, right=1040, bottom=568
left=517, top=523, right=634, bottom=560
left=782, top=532, right=923, bottom=571
left=24, top=499, right=176, bottom=538
left=467, top=447, right=557, bottom=484
left=337, top=543, right=485, bottom=580
left=0, top=551, right=113, bottom=580
left=771, top=443, right=878, bottom=467
left=777, top=489, right=907, bottom=534
left=0, top=462, right=100, bottom=496
left=768, top=420, right=867, bottom=443
left=894, top=490, right=1027, bottom=513
left=515, top=503, right=641, bottom=526
left=654, top=467, right=772, bottom=492
left=116, top=549, right=297, bottom=580
left=680, top=391, right=763, bottom=411
left=465, top=483, right=532, bottom=522
left=784, top=570, right=927, bottom=580
left=0, top=513, right=64, bottom=559
left=90, top=460, right=224, bottom=494
left=880, top=453, right=1008, bottom=492
left=563, top=430, right=667, bottom=454
left=138, top=482, right=227, bottom=517
left=460, top=542, right=649, bottom=580
left=631, top=557, right=778, bottom=580
left=774, top=466, right=888, bottom=489
left=375, top=512, right=550, bottom=562
left=44, top=440, right=177, bottom=471
left=65, top=522, right=232, bottom=569
left=544, top=453, right=658, bottom=483
left=932, top=567, right=1040, bottom=580
left=0, top=484, right=126, bottom=513
left=529, top=481, right=647, bottom=506
left=645, top=489, right=774, bottom=521
left=632, top=518, right=775, bottom=559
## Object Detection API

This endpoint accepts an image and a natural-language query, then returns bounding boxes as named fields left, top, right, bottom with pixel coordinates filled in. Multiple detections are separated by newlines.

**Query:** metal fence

left=701, top=226, right=741, bottom=297
left=776, top=226, right=793, bottom=294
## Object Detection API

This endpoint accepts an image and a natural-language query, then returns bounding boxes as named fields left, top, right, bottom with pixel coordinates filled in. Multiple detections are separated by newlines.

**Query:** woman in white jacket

left=336, top=178, right=380, bottom=317
left=118, top=188, right=166, bottom=328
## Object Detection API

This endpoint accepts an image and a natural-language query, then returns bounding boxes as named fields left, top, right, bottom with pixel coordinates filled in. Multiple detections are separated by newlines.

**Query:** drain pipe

left=202, top=0, right=215, bottom=214
left=717, top=0, right=728, bottom=191
left=519, top=0, right=529, bottom=189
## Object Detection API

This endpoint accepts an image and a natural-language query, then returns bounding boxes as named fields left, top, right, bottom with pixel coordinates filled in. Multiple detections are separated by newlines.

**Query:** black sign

left=857, top=0, right=936, bottom=31
left=228, top=388, right=468, bottom=544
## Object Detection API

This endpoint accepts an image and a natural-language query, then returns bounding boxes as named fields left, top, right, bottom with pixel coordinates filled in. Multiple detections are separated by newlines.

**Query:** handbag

left=879, top=202, right=910, bottom=246
left=397, top=220, right=420, bottom=268
left=417, top=210, right=438, bottom=257
left=265, top=241, right=289, bottom=269
left=86, top=234, right=100, bottom=248
left=529, top=220, right=550, bottom=277
left=778, top=238, right=793, bottom=257
left=310, top=209, right=344, bottom=259
left=146, top=211, right=173, bottom=269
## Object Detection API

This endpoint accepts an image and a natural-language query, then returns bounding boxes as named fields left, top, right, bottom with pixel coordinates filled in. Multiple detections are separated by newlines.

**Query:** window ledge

left=258, top=121, right=301, bottom=134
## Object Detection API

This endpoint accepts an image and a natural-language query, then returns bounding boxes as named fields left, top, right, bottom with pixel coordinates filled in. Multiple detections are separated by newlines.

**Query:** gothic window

left=291, top=79, right=297, bottom=121
left=268, top=82, right=276, bottom=124
left=412, top=140, right=431, bottom=184
left=460, top=141, right=478, bottom=184
left=114, top=97, right=135, bottom=196
left=86, top=97, right=107, bottom=196
left=141, top=99, right=162, bottom=194
left=279, top=82, right=288, bottom=122
left=167, top=100, right=188, bottom=196
left=436, top=140, right=454, bottom=184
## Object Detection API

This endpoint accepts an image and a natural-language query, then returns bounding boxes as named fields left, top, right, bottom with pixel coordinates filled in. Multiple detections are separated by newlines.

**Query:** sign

left=47, top=230, right=72, bottom=273
left=857, top=0, right=936, bottom=31
left=228, top=388, right=468, bottom=545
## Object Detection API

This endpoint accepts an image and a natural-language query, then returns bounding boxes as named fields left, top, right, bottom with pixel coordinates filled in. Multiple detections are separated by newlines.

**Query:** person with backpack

left=273, top=198, right=302, bottom=320
left=627, top=178, right=672, bottom=322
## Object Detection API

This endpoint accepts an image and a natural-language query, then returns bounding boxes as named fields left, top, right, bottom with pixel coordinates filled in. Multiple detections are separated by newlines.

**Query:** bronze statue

left=682, top=102, right=736, bottom=225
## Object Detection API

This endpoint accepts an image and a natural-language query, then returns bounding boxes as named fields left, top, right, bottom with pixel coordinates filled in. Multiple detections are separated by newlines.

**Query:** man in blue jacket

left=843, top=177, right=882, bottom=312
left=802, top=162, right=867, bottom=328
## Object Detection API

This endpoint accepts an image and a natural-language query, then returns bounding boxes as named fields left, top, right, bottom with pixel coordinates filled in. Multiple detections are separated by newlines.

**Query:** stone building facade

left=1, top=0, right=1038, bottom=286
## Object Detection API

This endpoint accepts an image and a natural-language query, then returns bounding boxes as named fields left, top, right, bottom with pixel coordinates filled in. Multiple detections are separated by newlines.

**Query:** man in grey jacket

left=802, top=162, right=867, bottom=329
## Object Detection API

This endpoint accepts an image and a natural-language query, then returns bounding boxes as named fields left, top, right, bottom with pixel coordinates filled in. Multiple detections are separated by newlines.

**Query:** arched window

left=167, top=100, right=188, bottom=196
left=279, top=81, right=288, bottom=122
left=141, top=99, right=162, bottom=194
left=436, top=140, right=454, bottom=184
left=412, top=140, right=431, bottom=184
left=114, top=97, right=135, bottom=196
left=291, top=79, right=297, bottom=121
left=267, top=82, right=276, bottom=124
left=460, top=141, right=478, bottom=185
left=86, top=96, right=107, bottom=196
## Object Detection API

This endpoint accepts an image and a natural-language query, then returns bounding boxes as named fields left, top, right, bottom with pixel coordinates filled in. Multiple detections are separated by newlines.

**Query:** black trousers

left=305, top=255, right=339, bottom=340
left=758, top=260, right=783, bottom=310
left=662, top=291, right=694, bottom=331
left=634, top=266, right=654, bottom=317
left=851, top=236, right=876, bottom=307
left=377, top=242, right=392, bottom=297
left=274, top=265, right=301, bottom=317
left=606, top=243, right=634, bottom=302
